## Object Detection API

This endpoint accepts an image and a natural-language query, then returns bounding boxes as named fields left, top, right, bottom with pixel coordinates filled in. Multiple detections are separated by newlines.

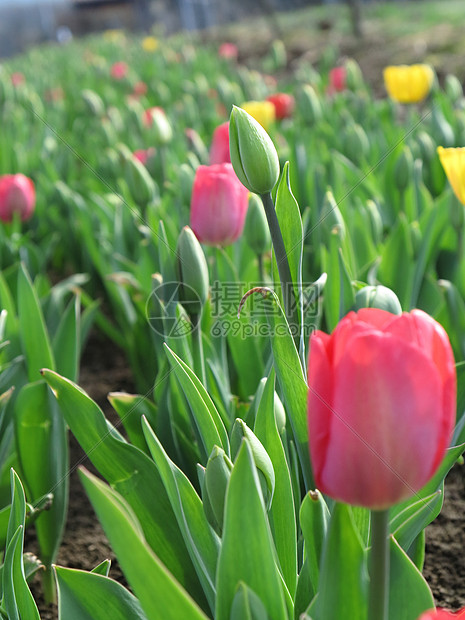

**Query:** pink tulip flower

left=132, top=81, right=148, bottom=97
left=0, top=174, right=36, bottom=222
left=307, top=308, right=456, bottom=509
left=133, top=148, right=155, bottom=166
left=327, top=66, right=347, bottom=94
left=110, top=61, right=128, bottom=80
left=266, top=93, right=295, bottom=120
left=218, top=42, right=239, bottom=61
left=11, top=72, right=25, bottom=87
left=418, top=608, right=465, bottom=619
left=190, top=163, right=249, bottom=246
left=209, top=122, right=231, bottom=165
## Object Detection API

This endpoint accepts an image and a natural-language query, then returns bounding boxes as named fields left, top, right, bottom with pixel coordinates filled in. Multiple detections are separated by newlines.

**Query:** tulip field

left=1, top=4, right=465, bottom=619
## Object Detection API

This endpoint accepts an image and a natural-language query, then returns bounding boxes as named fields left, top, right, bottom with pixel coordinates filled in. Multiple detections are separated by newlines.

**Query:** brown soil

left=25, top=330, right=465, bottom=618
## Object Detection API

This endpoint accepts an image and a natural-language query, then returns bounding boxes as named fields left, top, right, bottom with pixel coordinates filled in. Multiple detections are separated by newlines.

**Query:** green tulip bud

left=178, top=163, right=195, bottom=205
left=343, top=123, right=369, bottom=165
left=81, top=89, right=105, bottom=116
left=416, top=131, right=435, bottom=163
left=176, top=226, right=209, bottom=317
left=270, top=39, right=287, bottom=70
left=394, top=145, right=414, bottom=193
left=345, top=58, right=364, bottom=91
left=431, top=106, right=455, bottom=148
left=274, top=392, right=286, bottom=436
left=365, top=199, right=383, bottom=243
left=244, top=193, right=270, bottom=255
left=204, top=446, right=233, bottom=534
left=124, top=156, right=158, bottom=206
left=320, top=190, right=346, bottom=240
left=230, top=418, right=275, bottom=509
left=149, top=107, right=173, bottom=145
left=298, top=84, right=323, bottom=125
left=445, top=74, right=463, bottom=103
left=229, top=105, right=280, bottom=194
left=353, top=285, right=402, bottom=315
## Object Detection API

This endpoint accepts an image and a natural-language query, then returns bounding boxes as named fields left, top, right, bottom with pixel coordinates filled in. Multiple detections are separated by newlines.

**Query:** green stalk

left=368, top=509, right=390, bottom=620
left=257, top=253, right=265, bottom=283
left=191, top=314, right=206, bottom=386
left=260, top=191, right=299, bottom=335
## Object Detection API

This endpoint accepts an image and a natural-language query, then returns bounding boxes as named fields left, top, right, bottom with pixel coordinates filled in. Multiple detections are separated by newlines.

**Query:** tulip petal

left=318, top=332, right=444, bottom=509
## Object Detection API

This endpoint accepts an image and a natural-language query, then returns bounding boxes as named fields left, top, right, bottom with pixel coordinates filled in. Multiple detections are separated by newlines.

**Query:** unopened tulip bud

left=343, top=123, right=369, bottom=164
left=320, top=190, right=346, bottom=239
left=178, top=163, right=195, bottom=204
left=274, top=392, right=286, bottom=436
left=229, top=105, right=280, bottom=194
left=230, top=418, right=275, bottom=508
left=394, top=145, right=414, bottom=193
left=124, top=156, right=158, bottom=206
left=204, top=446, right=233, bottom=534
left=353, top=285, right=402, bottom=315
left=445, top=74, right=463, bottom=103
left=298, top=84, right=323, bottom=125
left=364, top=200, right=383, bottom=243
left=144, top=107, right=173, bottom=145
left=244, top=193, right=270, bottom=255
left=81, top=89, right=105, bottom=117
left=345, top=58, right=364, bottom=90
left=176, top=226, right=209, bottom=317
left=0, top=174, right=36, bottom=222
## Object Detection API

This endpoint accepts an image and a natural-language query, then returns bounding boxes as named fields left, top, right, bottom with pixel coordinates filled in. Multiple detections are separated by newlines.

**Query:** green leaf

left=164, top=344, right=229, bottom=460
left=91, top=560, right=111, bottom=577
left=378, top=215, right=414, bottom=310
left=230, top=583, right=269, bottom=620
left=390, top=491, right=442, bottom=554
left=299, top=490, right=330, bottom=599
left=274, top=162, right=305, bottom=359
left=314, top=503, right=367, bottom=620
left=254, top=370, right=297, bottom=597
left=55, top=566, right=148, bottom=620
left=108, top=392, right=158, bottom=455
left=17, top=264, right=55, bottom=382
left=79, top=470, right=210, bottom=620
left=241, top=288, right=312, bottom=489
left=216, top=441, right=288, bottom=620
left=15, top=381, right=68, bottom=575
left=322, top=235, right=355, bottom=330
left=142, top=417, right=220, bottom=612
left=388, top=536, right=434, bottom=620
left=41, top=369, right=207, bottom=609
left=1, top=471, right=40, bottom=620
left=52, top=295, right=80, bottom=382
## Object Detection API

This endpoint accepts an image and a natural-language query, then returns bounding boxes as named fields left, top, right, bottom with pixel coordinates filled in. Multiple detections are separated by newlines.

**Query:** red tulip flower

left=110, top=61, right=128, bottom=80
left=190, top=164, right=249, bottom=246
left=132, top=81, right=148, bottom=97
left=307, top=308, right=456, bottom=510
left=133, top=148, right=155, bottom=166
left=218, top=42, right=239, bottom=61
left=418, top=609, right=465, bottom=619
left=327, top=66, right=347, bottom=95
left=209, top=122, right=231, bottom=165
left=0, top=174, right=36, bottom=222
left=266, top=93, right=295, bottom=120
left=11, top=72, right=25, bottom=87
left=143, top=106, right=164, bottom=127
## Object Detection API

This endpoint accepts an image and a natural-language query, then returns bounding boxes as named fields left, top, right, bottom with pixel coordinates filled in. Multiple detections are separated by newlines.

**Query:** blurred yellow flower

left=241, top=101, right=275, bottom=131
left=142, top=36, right=159, bottom=52
left=383, top=64, right=435, bottom=104
left=437, top=146, right=465, bottom=205
left=103, top=29, right=125, bottom=43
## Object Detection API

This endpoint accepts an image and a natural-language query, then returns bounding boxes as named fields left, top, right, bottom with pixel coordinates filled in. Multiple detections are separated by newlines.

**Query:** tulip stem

left=260, top=191, right=299, bottom=340
left=368, top=509, right=390, bottom=620
left=257, top=253, right=265, bottom=283
left=191, top=314, right=206, bottom=386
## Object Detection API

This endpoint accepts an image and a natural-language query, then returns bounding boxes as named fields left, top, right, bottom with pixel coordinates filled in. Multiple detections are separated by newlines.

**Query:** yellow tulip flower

left=241, top=101, right=276, bottom=131
left=383, top=64, right=435, bottom=104
left=142, top=36, right=159, bottom=52
left=437, top=146, right=465, bottom=205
